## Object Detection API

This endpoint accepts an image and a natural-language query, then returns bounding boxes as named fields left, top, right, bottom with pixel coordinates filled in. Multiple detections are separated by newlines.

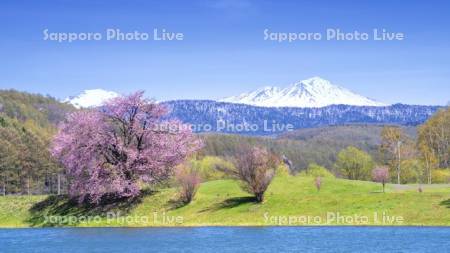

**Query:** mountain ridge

left=220, top=77, right=385, bottom=108
left=65, top=77, right=388, bottom=109
left=163, top=100, right=440, bottom=135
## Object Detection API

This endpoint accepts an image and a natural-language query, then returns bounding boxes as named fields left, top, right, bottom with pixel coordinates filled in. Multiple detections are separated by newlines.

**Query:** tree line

left=330, top=107, right=450, bottom=183
left=0, top=90, right=73, bottom=195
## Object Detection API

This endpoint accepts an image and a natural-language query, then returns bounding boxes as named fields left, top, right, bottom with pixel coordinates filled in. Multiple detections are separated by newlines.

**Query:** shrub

left=431, top=169, right=450, bottom=183
left=175, top=164, right=201, bottom=204
left=275, top=164, right=290, bottom=177
left=399, top=159, right=425, bottom=184
left=190, top=156, right=232, bottom=181
left=302, top=163, right=335, bottom=178
left=218, top=145, right=278, bottom=203
left=335, top=146, right=374, bottom=180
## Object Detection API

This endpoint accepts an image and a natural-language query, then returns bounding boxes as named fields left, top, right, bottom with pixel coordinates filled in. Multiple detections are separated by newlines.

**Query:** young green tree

left=304, top=163, right=334, bottom=178
left=380, top=126, right=416, bottom=184
left=0, top=139, right=17, bottom=196
left=400, top=159, right=426, bottom=184
left=335, top=146, right=374, bottom=180
left=418, top=107, right=450, bottom=183
left=19, top=130, right=45, bottom=195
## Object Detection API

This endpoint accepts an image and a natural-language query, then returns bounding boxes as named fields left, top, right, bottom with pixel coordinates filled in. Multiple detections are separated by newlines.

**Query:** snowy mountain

left=220, top=77, right=386, bottom=108
left=62, top=85, right=439, bottom=135
left=64, top=89, right=119, bottom=108
left=66, top=77, right=383, bottom=109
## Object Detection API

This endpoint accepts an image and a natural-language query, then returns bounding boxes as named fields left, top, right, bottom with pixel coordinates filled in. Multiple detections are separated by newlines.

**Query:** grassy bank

left=1, top=175, right=449, bottom=227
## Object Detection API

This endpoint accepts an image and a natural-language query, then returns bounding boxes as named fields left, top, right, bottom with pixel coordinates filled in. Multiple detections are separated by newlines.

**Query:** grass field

left=0, top=175, right=449, bottom=227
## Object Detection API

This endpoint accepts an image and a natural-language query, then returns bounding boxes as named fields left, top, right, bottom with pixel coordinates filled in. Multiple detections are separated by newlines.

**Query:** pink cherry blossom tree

left=372, top=167, right=389, bottom=193
left=51, top=91, right=201, bottom=203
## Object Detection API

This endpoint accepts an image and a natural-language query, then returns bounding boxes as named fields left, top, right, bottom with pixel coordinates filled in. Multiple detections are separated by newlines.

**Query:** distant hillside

left=280, top=124, right=416, bottom=147
left=200, top=125, right=417, bottom=171
left=0, top=90, right=74, bottom=195
left=164, top=100, right=440, bottom=135
left=0, top=90, right=73, bottom=130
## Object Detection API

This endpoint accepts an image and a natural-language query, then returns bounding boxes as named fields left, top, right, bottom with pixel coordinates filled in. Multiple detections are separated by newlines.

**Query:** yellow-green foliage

left=400, top=159, right=425, bottom=184
left=190, top=156, right=234, bottom=181
left=275, top=164, right=290, bottom=177
left=335, top=146, right=373, bottom=180
left=432, top=169, right=450, bottom=183
left=0, top=90, right=74, bottom=195
left=301, top=163, right=335, bottom=178
left=418, top=108, right=450, bottom=169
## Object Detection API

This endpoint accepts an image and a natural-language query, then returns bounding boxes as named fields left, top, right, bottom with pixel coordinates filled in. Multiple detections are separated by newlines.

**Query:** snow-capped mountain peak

left=222, top=86, right=280, bottom=105
left=220, top=77, right=385, bottom=108
left=64, top=89, right=119, bottom=108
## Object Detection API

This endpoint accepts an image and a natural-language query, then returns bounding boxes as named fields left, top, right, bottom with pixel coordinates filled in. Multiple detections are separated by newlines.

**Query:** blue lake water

left=0, top=227, right=449, bottom=252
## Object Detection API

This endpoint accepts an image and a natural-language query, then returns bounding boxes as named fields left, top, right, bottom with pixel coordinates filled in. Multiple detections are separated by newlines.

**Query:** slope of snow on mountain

left=220, top=77, right=386, bottom=108
left=64, top=89, right=119, bottom=108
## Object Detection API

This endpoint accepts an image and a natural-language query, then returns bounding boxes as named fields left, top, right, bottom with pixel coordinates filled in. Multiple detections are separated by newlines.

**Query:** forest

left=0, top=90, right=73, bottom=195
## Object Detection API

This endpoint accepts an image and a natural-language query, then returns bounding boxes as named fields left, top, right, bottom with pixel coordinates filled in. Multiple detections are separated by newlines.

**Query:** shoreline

left=1, top=224, right=450, bottom=229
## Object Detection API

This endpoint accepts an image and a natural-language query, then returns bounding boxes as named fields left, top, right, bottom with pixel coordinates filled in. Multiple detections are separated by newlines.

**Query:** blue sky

left=0, top=0, right=449, bottom=105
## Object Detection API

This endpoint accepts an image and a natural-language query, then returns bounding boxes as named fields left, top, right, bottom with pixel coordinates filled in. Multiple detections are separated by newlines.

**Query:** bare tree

left=218, top=145, right=278, bottom=203
left=315, top=176, right=322, bottom=192
left=175, top=164, right=201, bottom=204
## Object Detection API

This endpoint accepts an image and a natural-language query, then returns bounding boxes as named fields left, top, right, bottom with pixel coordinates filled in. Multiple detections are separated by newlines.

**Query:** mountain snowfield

left=220, top=77, right=386, bottom=107
left=64, top=89, right=119, bottom=108
left=65, top=77, right=385, bottom=108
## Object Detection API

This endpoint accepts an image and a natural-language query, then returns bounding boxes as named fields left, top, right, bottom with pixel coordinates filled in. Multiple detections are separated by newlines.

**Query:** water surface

left=0, top=227, right=449, bottom=252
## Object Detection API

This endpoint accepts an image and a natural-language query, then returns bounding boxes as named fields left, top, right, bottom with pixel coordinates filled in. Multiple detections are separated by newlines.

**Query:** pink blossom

left=372, top=167, right=389, bottom=193
left=51, top=91, right=201, bottom=203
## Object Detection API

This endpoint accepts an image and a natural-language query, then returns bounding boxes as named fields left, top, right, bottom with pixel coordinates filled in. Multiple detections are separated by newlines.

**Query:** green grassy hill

left=1, top=175, right=449, bottom=227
